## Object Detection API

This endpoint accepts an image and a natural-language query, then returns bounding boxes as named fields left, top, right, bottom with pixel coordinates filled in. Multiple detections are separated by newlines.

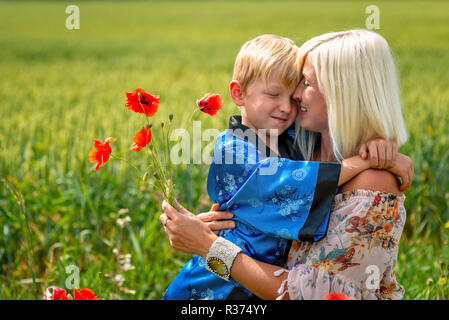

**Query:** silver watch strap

left=205, top=237, right=242, bottom=281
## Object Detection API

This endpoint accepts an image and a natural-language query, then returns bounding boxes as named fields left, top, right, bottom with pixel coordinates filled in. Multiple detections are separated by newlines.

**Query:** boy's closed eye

left=264, top=90, right=280, bottom=97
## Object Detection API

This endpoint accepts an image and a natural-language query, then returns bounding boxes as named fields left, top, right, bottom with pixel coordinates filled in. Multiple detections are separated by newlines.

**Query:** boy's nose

left=279, top=99, right=292, bottom=113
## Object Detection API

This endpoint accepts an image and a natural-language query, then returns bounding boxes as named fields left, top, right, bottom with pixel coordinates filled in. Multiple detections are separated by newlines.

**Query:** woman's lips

left=300, top=106, right=308, bottom=114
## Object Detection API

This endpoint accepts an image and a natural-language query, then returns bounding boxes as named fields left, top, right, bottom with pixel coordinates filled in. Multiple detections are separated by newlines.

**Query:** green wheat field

left=0, top=0, right=448, bottom=300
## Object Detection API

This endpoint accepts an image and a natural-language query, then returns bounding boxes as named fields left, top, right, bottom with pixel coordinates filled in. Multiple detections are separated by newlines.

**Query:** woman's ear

left=229, top=80, right=245, bottom=106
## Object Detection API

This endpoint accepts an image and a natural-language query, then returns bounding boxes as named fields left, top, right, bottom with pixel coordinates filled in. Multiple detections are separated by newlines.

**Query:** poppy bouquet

left=89, top=88, right=223, bottom=205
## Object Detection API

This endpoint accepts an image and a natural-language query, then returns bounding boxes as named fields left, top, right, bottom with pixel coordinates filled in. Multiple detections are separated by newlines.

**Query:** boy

left=163, top=35, right=410, bottom=300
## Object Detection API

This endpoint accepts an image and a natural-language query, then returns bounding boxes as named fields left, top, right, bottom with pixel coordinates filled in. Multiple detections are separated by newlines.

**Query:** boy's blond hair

left=233, top=34, right=301, bottom=93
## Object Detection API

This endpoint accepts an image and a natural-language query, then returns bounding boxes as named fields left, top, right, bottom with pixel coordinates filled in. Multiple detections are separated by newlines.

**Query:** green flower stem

left=110, top=154, right=142, bottom=175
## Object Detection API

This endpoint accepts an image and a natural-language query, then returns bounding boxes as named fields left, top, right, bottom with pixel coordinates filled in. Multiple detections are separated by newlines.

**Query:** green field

left=0, top=0, right=448, bottom=299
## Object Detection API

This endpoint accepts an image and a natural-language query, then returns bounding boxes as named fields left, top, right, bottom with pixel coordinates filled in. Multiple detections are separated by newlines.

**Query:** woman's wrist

left=205, top=236, right=243, bottom=281
left=199, top=232, right=219, bottom=259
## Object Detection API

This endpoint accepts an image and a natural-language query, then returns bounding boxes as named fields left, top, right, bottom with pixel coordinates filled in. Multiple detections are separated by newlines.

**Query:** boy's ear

left=229, top=80, right=245, bottom=106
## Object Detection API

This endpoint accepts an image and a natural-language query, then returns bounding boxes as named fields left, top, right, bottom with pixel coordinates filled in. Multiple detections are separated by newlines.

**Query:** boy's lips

left=271, top=116, right=288, bottom=123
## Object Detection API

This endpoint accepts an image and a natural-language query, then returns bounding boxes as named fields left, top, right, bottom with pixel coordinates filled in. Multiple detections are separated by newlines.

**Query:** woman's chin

left=299, top=122, right=321, bottom=133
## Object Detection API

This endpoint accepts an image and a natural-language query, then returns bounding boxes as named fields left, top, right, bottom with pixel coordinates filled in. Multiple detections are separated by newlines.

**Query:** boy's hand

left=359, top=138, right=397, bottom=169
left=385, top=153, right=414, bottom=192
left=196, top=203, right=235, bottom=235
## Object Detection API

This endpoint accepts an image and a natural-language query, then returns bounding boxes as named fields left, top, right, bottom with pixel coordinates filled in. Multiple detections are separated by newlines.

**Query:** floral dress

left=275, top=190, right=406, bottom=300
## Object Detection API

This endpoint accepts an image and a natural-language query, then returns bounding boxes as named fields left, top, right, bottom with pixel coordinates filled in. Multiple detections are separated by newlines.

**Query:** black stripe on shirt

left=297, top=162, right=341, bottom=241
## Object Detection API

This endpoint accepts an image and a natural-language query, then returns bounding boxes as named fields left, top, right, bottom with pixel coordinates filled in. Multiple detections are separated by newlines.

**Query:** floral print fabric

left=277, top=190, right=406, bottom=300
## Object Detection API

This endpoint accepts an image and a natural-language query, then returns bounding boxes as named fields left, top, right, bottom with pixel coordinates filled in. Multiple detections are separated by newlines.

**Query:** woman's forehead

left=302, top=58, right=316, bottom=80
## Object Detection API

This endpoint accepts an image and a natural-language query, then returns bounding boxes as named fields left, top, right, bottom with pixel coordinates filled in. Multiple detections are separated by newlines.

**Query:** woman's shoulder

left=339, top=168, right=402, bottom=196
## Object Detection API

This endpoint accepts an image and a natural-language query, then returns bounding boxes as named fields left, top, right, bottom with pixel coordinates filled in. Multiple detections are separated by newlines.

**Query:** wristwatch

left=205, top=237, right=242, bottom=281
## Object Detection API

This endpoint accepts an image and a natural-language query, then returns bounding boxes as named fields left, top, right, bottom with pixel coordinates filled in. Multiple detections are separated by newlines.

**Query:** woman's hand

left=160, top=200, right=219, bottom=258
left=196, top=203, right=235, bottom=235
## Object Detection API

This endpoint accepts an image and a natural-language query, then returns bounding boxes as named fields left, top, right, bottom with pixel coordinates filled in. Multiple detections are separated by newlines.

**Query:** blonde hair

left=296, top=29, right=408, bottom=161
left=233, top=34, right=301, bottom=93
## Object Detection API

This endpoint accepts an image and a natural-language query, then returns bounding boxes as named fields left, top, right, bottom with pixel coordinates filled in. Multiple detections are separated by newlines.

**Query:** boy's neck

left=240, top=117, right=281, bottom=157
left=259, top=132, right=280, bottom=157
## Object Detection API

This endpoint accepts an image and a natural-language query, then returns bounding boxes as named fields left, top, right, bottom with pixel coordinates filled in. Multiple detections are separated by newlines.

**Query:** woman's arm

left=228, top=251, right=289, bottom=300
left=161, top=200, right=289, bottom=300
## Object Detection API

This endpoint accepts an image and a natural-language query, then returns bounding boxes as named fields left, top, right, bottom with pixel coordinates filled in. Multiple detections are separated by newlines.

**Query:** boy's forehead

left=264, top=75, right=297, bottom=91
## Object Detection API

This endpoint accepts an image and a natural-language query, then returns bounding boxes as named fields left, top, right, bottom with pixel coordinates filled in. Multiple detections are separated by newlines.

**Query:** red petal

left=74, top=288, right=100, bottom=300
left=130, top=126, right=151, bottom=152
left=323, top=293, right=354, bottom=300
left=125, top=89, right=160, bottom=117
left=197, top=93, right=223, bottom=116
left=45, top=286, right=71, bottom=300
left=89, top=138, right=115, bottom=171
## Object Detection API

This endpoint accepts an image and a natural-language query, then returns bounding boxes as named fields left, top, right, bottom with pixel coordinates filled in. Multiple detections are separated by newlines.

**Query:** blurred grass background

left=0, top=0, right=448, bottom=299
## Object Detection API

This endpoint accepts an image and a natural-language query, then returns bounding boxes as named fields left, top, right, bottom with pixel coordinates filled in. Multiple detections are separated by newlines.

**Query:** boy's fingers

left=400, top=171, right=410, bottom=191
left=392, top=144, right=398, bottom=163
left=368, top=144, right=379, bottom=167
left=385, top=145, right=393, bottom=168
left=359, top=144, right=368, bottom=159
left=207, top=220, right=236, bottom=231
left=402, top=173, right=410, bottom=191
left=210, top=203, right=220, bottom=211
left=377, top=143, right=386, bottom=168
left=400, top=162, right=414, bottom=192
left=197, top=211, right=233, bottom=222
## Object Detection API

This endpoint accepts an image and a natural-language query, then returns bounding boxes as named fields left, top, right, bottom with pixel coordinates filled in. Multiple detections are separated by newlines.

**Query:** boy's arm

left=340, top=138, right=414, bottom=191
left=338, top=155, right=370, bottom=186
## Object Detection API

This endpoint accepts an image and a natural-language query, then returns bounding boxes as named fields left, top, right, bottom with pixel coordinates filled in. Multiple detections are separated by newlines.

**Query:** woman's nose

left=292, top=83, right=303, bottom=101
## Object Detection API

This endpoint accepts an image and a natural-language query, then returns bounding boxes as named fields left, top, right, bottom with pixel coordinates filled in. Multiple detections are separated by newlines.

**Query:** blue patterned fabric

left=164, top=124, right=340, bottom=300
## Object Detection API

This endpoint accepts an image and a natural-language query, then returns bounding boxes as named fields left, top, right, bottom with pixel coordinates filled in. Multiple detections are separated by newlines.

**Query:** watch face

left=208, top=257, right=228, bottom=277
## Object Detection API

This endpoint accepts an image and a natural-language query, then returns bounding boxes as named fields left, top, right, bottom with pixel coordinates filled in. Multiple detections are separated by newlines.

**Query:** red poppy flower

left=197, top=93, right=223, bottom=116
left=323, top=293, right=356, bottom=300
left=130, top=125, right=152, bottom=152
left=125, top=88, right=160, bottom=117
left=45, top=286, right=72, bottom=300
left=89, top=137, right=116, bottom=171
left=74, top=288, right=100, bottom=300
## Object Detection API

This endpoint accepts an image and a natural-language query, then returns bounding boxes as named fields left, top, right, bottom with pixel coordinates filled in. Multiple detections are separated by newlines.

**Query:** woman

left=161, top=29, right=412, bottom=299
